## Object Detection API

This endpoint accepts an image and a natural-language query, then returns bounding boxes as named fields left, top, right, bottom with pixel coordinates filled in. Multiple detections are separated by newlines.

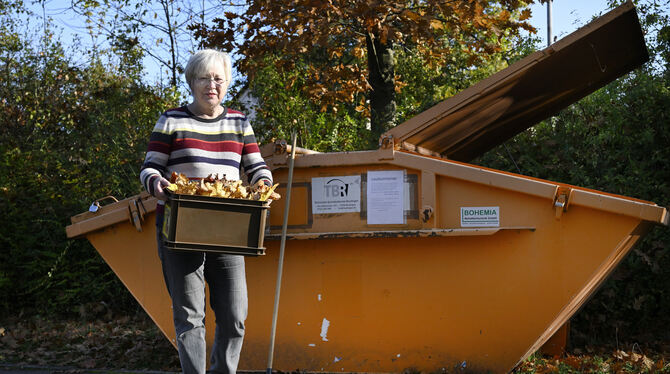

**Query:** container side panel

left=269, top=184, right=311, bottom=228
left=241, top=212, right=642, bottom=372
left=85, top=215, right=181, bottom=348
left=268, top=166, right=425, bottom=234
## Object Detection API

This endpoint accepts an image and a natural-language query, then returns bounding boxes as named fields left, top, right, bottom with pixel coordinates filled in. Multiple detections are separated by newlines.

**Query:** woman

left=140, top=49, right=272, bottom=374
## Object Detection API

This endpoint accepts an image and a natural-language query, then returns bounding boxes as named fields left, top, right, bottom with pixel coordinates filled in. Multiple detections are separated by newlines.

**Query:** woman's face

left=191, top=63, right=227, bottom=110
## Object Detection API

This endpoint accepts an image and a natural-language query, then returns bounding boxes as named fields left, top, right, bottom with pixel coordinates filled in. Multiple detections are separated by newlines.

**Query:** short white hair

left=184, top=49, right=232, bottom=92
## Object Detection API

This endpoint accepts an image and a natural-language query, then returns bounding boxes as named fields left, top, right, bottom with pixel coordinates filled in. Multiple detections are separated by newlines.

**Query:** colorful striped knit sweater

left=140, top=106, right=272, bottom=199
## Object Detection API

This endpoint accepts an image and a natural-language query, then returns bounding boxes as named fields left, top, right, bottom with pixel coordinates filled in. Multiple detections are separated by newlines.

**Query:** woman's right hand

left=153, top=176, right=171, bottom=201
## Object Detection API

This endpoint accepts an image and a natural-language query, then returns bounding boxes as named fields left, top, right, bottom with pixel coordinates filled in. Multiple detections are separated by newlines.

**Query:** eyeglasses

left=195, top=77, right=227, bottom=87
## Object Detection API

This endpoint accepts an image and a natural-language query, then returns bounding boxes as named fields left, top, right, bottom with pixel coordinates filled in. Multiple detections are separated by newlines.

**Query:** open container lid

left=382, top=1, right=649, bottom=162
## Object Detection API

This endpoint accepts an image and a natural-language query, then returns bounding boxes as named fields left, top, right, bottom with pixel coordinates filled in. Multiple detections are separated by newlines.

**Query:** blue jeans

left=156, top=213, right=248, bottom=374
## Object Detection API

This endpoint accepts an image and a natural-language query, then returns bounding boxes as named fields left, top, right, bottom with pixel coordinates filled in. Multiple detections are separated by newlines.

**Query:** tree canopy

left=194, top=0, right=537, bottom=140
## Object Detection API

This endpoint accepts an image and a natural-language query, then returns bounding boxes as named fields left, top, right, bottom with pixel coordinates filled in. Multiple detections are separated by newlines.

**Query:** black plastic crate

left=161, top=192, right=270, bottom=256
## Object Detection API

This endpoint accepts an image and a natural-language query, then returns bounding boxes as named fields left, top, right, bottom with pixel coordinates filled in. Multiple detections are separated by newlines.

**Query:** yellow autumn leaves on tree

left=195, top=0, right=536, bottom=115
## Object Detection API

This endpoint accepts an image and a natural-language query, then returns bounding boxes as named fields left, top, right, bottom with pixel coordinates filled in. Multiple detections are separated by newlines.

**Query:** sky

left=528, top=0, right=612, bottom=46
left=29, top=0, right=614, bottom=85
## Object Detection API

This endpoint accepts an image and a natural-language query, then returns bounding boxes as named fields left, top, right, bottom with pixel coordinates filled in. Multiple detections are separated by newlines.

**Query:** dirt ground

left=1, top=312, right=668, bottom=373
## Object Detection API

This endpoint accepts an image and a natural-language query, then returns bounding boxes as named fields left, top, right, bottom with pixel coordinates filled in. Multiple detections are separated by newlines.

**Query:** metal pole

left=266, top=132, right=297, bottom=374
left=547, top=0, right=553, bottom=47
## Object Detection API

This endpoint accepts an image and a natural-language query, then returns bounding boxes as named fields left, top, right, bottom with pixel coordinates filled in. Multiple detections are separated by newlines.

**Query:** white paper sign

left=460, top=207, right=500, bottom=227
left=312, top=175, right=361, bottom=214
left=367, top=170, right=405, bottom=225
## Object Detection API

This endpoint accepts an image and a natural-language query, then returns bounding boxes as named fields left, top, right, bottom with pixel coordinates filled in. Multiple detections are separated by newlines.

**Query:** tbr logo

left=312, top=175, right=361, bottom=214
left=324, top=178, right=350, bottom=198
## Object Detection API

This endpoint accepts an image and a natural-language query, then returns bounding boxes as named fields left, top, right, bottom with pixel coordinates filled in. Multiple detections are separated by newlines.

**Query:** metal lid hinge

left=553, top=186, right=573, bottom=220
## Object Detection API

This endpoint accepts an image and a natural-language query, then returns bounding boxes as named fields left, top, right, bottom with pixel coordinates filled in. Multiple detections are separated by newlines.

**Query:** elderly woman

left=140, top=49, right=272, bottom=374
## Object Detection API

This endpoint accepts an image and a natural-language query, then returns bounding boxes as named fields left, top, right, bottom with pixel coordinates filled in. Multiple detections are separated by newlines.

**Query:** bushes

left=0, top=17, right=181, bottom=317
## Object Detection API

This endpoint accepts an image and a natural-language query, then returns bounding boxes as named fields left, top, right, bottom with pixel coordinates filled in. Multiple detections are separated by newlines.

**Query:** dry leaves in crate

left=166, top=172, right=281, bottom=202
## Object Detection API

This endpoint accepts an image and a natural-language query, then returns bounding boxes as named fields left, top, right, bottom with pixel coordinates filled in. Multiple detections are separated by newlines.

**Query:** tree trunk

left=161, top=0, right=178, bottom=88
left=366, top=33, right=396, bottom=143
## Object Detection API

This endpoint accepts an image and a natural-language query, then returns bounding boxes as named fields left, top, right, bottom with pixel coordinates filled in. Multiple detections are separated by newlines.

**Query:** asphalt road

left=0, top=365, right=272, bottom=374
left=0, top=365, right=179, bottom=374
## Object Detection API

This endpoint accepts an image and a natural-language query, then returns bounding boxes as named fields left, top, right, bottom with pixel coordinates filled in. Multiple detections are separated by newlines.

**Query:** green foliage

left=0, top=9, right=181, bottom=317
left=228, top=55, right=372, bottom=152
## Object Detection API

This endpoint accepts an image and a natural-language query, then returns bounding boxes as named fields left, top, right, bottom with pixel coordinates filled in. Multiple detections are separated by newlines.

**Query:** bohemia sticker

left=460, top=207, right=500, bottom=227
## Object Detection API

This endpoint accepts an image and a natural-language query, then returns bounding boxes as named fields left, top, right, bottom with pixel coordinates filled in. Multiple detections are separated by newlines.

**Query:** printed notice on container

left=312, top=175, right=361, bottom=214
left=367, top=170, right=405, bottom=225
left=460, top=207, right=500, bottom=227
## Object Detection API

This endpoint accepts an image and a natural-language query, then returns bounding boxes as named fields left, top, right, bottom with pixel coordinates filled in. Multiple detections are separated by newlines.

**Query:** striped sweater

left=140, top=106, right=272, bottom=199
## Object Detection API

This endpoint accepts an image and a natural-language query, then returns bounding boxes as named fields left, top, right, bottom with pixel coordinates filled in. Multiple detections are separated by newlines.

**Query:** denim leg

left=205, top=253, right=248, bottom=374
left=156, top=229, right=208, bottom=374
